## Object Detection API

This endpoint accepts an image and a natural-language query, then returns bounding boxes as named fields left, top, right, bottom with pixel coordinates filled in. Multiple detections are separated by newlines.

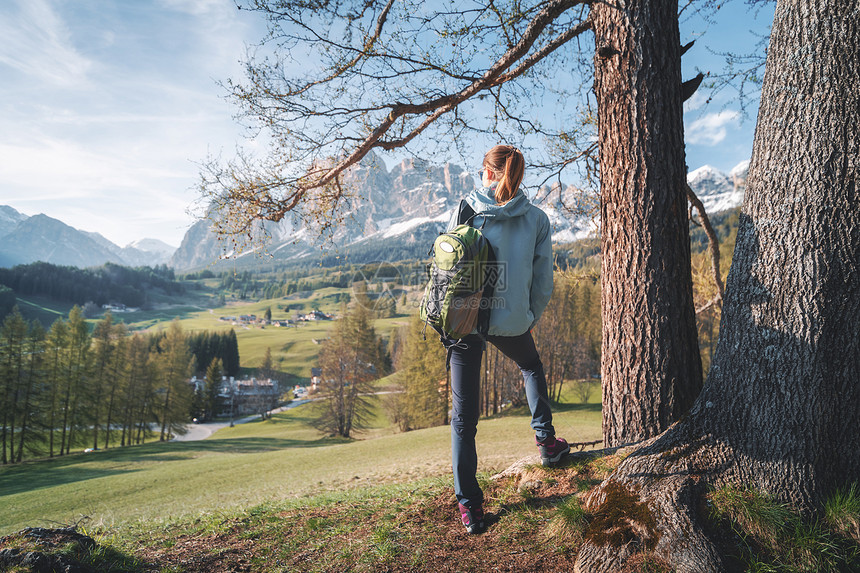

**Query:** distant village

left=190, top=375, right=281, bottom=418
left=102, top=303, right=140, bottom=313
left=218, top=310, right=333, bottom=328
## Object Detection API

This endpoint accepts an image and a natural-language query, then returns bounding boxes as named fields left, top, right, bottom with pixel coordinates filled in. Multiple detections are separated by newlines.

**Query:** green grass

left=108, top=453, right=613, bottom=572
left=709, top=485, right=860, bottom=572
left=16, top=282, right=418, bottom=382
left=825, top=483, right=860, bottom=541
left=116, top=287, right=412, bottom=378
left=0, top=396, right=602, bottom=536
left=14, top=295, right=76, bottom=325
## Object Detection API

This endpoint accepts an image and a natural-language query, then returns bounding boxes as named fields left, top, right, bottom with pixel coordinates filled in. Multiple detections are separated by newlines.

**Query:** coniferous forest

left=0, top=306, right=240, bottom=464
left=0, top=262, right=182, bottom=309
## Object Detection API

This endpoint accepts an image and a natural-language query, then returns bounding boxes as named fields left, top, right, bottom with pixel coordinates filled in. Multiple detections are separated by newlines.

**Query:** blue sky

left=0, top=0, right=773, bottom=247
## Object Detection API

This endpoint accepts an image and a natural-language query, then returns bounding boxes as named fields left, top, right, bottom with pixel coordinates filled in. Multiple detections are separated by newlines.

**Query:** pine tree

left=224, top=329, right=240, bottom=377
left=204, top=357, right=224, bottom=421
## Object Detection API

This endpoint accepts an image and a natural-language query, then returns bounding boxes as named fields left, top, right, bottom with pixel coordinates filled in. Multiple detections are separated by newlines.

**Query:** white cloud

left=686, top=110, right=740, bottom=146
left=157, top=0, right=230, bottom=16
left=0, top=134, right=198, bottom=245
left=0, top=0, right=92, bottom=87
left=683, top=90, right=708, bottom=113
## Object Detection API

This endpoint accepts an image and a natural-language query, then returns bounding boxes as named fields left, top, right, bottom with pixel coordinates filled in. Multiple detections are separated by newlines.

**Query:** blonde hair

left=483, top=145, right=525, bottom=205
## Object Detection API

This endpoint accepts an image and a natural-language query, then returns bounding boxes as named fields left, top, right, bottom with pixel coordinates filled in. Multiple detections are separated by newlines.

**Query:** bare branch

left=695, top=296, right=722, bottom=315
left=685, top=182, right=724, bottom=303
left=287, top=0, right=397, bottom=97
left=319, top=0, right=590, bottom=188
left=201, top=0, right=598, bottom=252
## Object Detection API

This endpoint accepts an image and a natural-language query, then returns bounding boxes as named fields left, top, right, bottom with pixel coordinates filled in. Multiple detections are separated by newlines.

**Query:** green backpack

left=420, top=201, right=496, bottom=352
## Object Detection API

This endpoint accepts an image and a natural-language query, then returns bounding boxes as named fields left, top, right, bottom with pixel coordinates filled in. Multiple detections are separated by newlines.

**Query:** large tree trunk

left=592, top=0, right=702, bottom=447
left=576, top=1, right=860, bottom=570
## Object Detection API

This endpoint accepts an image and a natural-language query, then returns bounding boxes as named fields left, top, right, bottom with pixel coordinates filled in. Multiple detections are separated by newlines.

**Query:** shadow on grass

left=0, top=435, right=346, bottom=498
left=495, top=401, right=601, bottom=419
left=0, top=465, right=145, bottom=497
left=171, top=436, right=351, bottom=454
left=551, top=402, right=602, bottom=414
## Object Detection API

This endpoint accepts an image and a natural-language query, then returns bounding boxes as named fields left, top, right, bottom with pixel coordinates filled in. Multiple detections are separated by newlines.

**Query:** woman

left=449, top=144, right=569, bottom=534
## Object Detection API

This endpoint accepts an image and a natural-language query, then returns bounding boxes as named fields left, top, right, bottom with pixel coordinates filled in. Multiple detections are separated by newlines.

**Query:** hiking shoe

left=458, top=502, right=487, bottom=534
left=537, top=436, right=570, bottom=467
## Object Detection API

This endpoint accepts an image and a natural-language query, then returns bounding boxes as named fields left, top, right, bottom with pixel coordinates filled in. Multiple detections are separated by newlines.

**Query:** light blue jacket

left=449, top=186, right=554, bottom=337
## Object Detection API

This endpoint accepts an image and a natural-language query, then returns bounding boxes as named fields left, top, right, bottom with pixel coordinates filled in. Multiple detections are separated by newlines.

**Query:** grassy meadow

left=124, top=285, right=414, bottom=378
left=0, top=386, right=601, bottom=537
left=9, top=283, right=411, bottom=382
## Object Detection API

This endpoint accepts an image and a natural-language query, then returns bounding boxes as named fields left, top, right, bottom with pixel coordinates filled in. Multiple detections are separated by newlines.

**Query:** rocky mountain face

left=169, top=153, right=749, bottom=271
left=0, top=206, right=176, bottom=269
left=169, top=152, right=475, bottom=270
left=0, top=156, right=747, bottom=272
left=171, top=218, right=222, bottom=272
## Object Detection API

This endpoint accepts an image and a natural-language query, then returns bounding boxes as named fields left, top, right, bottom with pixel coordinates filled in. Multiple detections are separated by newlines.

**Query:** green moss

left=584, top=480, right=659, bottom=550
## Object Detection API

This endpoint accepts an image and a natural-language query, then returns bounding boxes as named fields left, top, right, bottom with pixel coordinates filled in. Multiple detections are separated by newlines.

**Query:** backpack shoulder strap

left=457, top=199, right=478, bottom=227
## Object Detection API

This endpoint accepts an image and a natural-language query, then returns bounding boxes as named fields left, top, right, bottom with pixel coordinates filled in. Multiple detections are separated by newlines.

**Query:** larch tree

left=200, top=0, right=707, bottom=446
left=391, top=314, right=447, bottom=431
left=575, top=0, right=860, bottom=570
left=315, top=304, right=385, bottom=438
left=90, top=312, right=116, bottom=450
left=258, top=346, right=274, bottom=381
left=60, top=306, right=90, bottom=456
left=156, top=321, right=194, bottom=442
left=102, top=323, right=128, bottom=449
left=44, top=318, right=68, bottom=457
left=0, top=307, right=27, bottom=464
left=16, top=320, right=45, bottom=463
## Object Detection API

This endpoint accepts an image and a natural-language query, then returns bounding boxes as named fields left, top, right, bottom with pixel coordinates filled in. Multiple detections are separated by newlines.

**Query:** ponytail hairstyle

left=483, top=145, right=525, bottom=205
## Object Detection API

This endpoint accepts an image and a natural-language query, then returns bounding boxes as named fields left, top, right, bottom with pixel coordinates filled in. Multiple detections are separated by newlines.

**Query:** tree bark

left=593, top=0, right=702, bottom=447
left=576, top=0, right=860, bottom=570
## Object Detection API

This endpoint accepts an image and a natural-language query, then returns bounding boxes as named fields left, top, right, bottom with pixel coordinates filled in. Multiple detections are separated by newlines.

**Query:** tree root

left=490, top=444, right=633, bottom=481
left=494, top=426, right=738, bottom=571
left=573, top=428, right=732, bottom=572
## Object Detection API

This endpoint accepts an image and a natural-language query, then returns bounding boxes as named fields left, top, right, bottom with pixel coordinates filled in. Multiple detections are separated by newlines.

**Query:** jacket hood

left=465, top=186, right=532, bottom=220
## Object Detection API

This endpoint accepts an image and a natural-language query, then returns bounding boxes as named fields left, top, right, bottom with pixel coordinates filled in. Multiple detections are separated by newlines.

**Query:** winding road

left=171, top=399, right=311, bottom=442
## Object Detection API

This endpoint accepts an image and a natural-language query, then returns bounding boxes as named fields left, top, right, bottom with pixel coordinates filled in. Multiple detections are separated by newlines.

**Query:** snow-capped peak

left=687, top=165, right=724, bottom=183
left=730, top=159, right=750, bottom=179
left=126, top=238, right=176, bottom=254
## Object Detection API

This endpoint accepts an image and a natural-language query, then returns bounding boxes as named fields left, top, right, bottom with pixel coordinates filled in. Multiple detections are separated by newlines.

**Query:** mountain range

left=0, top=208, right=175, bottom=269
left=168, top=154, right=749, bottom=271
left=0, top=155, right=748, bottom=272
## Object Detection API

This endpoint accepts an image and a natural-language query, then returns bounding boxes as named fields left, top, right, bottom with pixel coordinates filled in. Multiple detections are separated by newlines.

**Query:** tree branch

left=286, top=0, right=397, bottom=98
left=210, top=0, right=591, bottom=234
left=685, top=182, right=724, bottom=308
left=318, top=0, right=590, bottom=190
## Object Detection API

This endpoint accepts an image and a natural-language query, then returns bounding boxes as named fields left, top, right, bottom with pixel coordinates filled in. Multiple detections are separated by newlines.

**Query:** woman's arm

left=529, top=214, right=554, bottom=326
